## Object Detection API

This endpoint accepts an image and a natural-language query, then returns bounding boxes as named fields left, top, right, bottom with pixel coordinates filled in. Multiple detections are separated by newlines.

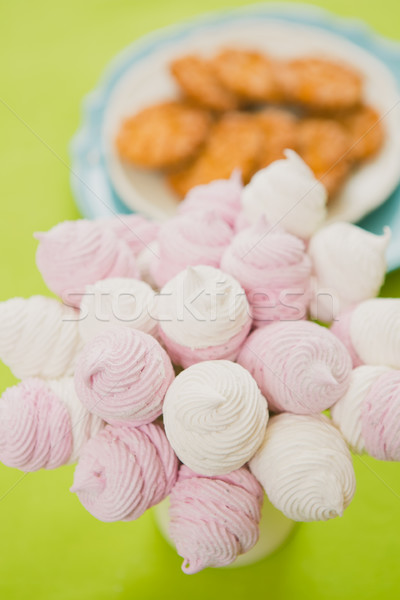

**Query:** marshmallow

left=74, top=327, right=174, bottom=425
left=163, top=360, right=268, bottom=476
left=102, top=214, right=160, bottom=255
left=331, top=298, right=400, bottom=368
left=241, top=150, right=327, bottom=239
left=170, top=465, right=263, bottom=573
left=250, top=414, right=356, bottom=521
left=136, top=241, right=159, bottom=289
left=157, top=266, right=252, bottom=367
left=0, top=296, right=82, bottom=379
left=308, top=222, right=390, bottom=322
left=237, top=321, right=352, bottom=414
left=151, top=212, right=233, bottom=288
left=35, top=220, right=138, bottom=306
left=0, top=377, right=102, bottom=471
left=331, top=366, right=400, bottom=460
left=178, top=170, right=243, bottom=229
left=79, top=277, right=157, bottom=342
left=70, top=422, right=178, bottom=522
left=329, top=307, right=364, bottom=368
left=234, top=211, right=251, bottom=233
left=221, top=217, right=312, bottom=326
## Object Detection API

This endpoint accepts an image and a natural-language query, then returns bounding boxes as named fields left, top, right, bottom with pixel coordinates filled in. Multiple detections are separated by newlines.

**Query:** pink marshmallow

left=101, top=214, right=160, bottom=255
left=35, top=220, right=139, bottom=306
left=178, top=170, right=243, bottom=229
left=74, top=327, right=174, bottom=425
left=169, top=465, right=263, bottom=574
left=362, top=370, right=400, bottom=461
left=234, top=211, right=251, bottom=233
left=0, top=379, right=72, bottom=471
left=0, top=378, right=102, bottom=472
left=221, top=217, right=312, bottom=326
left=151, top=212, right=233, bottom=288
left=237, top=321, right=352, bottom=414
left=70, top=422, right=178, bottom=522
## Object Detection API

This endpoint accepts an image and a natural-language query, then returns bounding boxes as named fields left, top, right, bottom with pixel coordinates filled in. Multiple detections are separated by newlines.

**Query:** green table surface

left=1, top=1, right=400, bottom=599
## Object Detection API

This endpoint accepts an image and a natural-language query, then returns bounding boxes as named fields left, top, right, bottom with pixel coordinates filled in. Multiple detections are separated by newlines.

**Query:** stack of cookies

left=116, top=49, right=384, bottom=200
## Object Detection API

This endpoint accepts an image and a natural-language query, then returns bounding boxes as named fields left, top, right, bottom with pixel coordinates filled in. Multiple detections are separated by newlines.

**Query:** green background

left=1, top=1, right=400, bottom=598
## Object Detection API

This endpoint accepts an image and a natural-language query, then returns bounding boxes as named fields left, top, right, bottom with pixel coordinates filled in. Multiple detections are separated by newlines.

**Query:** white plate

left=103, top=16, right=400, bottom=223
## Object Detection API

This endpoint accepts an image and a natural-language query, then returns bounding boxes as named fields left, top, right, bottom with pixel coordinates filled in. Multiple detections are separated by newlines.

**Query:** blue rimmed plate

left=70, top=3, right=400, bottom=270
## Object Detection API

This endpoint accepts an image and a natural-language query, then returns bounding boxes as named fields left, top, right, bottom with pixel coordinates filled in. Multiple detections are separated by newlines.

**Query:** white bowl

left=102, top=13, right=400, bottom=223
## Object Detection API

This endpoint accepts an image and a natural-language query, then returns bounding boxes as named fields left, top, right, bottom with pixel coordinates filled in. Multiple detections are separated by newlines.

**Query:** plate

left=70, top=3, right=400, bottom=270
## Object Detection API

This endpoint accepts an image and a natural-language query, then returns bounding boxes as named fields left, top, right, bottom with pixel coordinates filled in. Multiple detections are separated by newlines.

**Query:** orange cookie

left=278, top=58, right=363, bottom=112
left=170, top=55, right=239, bottom=111
left=256, top=108, right=298, bottom=168
left=212, top=48, right=280, bottom=103
left=116, top=101, right=211, bottom=169
left=296, top=118, right=353, bottom=197
left=340, top=105, right=384, bottom=161
left=168, top=112, right=264, bottom=197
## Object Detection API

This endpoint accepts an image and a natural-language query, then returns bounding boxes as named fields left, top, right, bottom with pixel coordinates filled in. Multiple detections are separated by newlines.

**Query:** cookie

left=170, top=55, right=239, bottom=111
left=340, top=105, right=384, bottom=161
left=212, top=48, right=280, bottom=103
left=168, top=112, right=264, bottom=197
left=256, top=108, right=298, bottom=168
left=278, top=58, right=363, bottom=111
left=296, top=117, right=353, bottom=197
left=115, top=101, right=211, bottom=169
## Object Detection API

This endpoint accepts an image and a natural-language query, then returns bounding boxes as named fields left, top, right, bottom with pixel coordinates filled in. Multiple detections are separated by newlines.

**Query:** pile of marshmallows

left=1, top=150, right=399, bottom=574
